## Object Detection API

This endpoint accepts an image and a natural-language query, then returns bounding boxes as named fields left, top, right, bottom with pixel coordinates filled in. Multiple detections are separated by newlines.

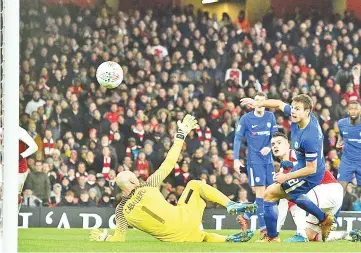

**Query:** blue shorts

left=247, top=163, right=274, bottom=187
left=281, top=177, right=318, bottom=200
left=338, top=159, right=361, bottom=185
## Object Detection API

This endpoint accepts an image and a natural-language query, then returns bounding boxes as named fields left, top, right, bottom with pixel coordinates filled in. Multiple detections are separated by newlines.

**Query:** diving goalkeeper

left=90, top=115, right=256, bottom=243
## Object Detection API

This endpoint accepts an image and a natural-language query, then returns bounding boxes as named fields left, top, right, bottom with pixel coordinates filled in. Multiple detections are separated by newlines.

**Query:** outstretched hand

left=89, top=229, right=112, bottom=242
left=240, top=98, right=256, bottom=109
left=177, top=114, right=199, bottom=135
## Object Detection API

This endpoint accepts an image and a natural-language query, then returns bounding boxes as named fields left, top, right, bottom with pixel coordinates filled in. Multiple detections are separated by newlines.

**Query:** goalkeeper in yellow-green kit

left=90, top=115, right=256, bottom=243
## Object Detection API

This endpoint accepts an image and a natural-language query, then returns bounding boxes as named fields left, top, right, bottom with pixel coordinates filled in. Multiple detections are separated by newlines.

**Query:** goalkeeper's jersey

left=122, top=185, right=204, bottom=242
left=114, top=139, right=206, bottom=242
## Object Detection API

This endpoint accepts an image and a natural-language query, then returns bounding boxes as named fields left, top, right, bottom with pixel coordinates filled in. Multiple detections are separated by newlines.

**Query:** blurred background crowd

left=19, top=0, right=361, bottom=211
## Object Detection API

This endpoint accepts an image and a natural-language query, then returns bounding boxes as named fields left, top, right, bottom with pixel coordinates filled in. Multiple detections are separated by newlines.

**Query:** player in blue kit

left=336, top=101, right=361, bottom=191
left=233, top=92, right=278, bottom=235
left=240, top=94, right=335, bottom=242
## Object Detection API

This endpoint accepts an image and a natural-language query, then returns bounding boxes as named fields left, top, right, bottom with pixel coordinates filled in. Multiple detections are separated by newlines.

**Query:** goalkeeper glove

left=175, top=114, right=198, bottom=140
left=89, top=229, right=112, bottom=242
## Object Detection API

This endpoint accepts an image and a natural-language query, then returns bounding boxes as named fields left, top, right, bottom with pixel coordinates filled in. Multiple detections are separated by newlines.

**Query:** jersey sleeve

left=146, top=138, right=184, bottom=187
left=233, top=116, right=247, bottom=160
left=111, top=199, right=128, bottom=242
left=270, top=113, right=278, bottom=135
left=303, top=137, right=320, bottom=162
left=19, top=127, right=38, bottom=158
left=283, top=104, right=291, bottom=116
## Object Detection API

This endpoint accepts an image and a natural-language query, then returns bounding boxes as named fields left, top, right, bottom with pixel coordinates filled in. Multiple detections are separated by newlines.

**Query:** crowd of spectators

left=19, top=0, right=361, bottom=210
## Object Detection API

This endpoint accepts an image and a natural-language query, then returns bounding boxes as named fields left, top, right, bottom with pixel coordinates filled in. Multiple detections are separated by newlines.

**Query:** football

left=96, top=61, right=123, bottom=89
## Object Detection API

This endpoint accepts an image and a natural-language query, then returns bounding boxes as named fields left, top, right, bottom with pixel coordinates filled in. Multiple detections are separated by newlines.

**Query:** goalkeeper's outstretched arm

left=108, top=199, right=128, bottom=242
left=90, top=198, right=128, bottom=242
left=147, top=115, right=198, bottom=187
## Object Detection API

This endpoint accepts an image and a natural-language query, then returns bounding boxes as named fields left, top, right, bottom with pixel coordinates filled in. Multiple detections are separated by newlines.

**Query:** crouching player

left=90, top=115, right=257, bottom=243
left=271, top=132, right=351, bottom=242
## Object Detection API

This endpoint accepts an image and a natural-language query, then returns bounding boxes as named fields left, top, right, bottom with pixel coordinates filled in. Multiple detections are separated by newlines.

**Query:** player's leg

left=290, top=205, right=307, bottom=238
left=337, top=159, right=354, bottom=193
left=276, top=199, right=289, bottom=232
left=300, top=183, right=343, bottom=242
left=283, top=204, right=308, bottom=242
left=178, top=180, right=256, bottom=214
left=238, top=163, right=266, bottom=232
left=355, top=165, right=361, bottom=188
left=178, top=180, right=255, bottom=243
left=257, top=183, right=288, bottom=242
left=282, top=177, right=334, bottom=241
left=178, top=180, right=229, bottom=207
left=18, top=171, right=28, bottom=211
left=202, top=230, right=255, bottom=243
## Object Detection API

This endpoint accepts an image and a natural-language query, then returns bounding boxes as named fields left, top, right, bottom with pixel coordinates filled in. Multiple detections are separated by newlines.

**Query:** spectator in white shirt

left=25, top=91, right=45, bottom=116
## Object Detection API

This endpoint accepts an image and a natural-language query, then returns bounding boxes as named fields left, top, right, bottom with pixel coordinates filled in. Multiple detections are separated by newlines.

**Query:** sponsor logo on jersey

left=251, top=125, right=257, bottom=128
left=267, top=122, right=271, bottom=128
left=252, top=131, right=270, bottom=136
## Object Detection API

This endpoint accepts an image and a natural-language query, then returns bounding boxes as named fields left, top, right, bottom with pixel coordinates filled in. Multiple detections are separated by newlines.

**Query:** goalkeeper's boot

left=227, top=202, right=258, bottom=216
left=226, top=229, right=254, bottom=243
left=349, top=229, right=361, bottom=242
left=320, top=214, right=335, bottom=242
left=255, top=234, right=281, bottom=243
left=284, top=234, right=309, bottom=243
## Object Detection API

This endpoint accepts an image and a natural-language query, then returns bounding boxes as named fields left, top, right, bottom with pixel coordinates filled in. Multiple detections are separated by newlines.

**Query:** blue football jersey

left=338, top=117, right=361, bottom=162
left=234, top=111, right=278, bottom=164
left=284, top=105, right=325, bottom=184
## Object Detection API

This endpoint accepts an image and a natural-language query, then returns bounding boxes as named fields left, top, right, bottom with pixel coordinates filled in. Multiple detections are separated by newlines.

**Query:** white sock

left=277, top=199, right=289, bottom=232
left=290, top=205, right=307, bottom=238
left=326, top=231, right=348, bottom=242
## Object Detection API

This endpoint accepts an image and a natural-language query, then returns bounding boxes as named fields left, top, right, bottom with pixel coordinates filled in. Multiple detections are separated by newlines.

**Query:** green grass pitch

left=18, top=228, right=358, bottom=252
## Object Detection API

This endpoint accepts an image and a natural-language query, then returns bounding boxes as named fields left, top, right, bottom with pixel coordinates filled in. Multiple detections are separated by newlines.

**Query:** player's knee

left=264, top=187, right=278, bottom=202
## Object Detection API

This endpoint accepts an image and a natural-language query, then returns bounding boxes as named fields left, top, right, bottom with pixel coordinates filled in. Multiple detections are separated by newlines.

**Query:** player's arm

left=90, top=200, right=128, bottom=242
left=233, top=116, right=246, bottom=171
left=336, top=133, right=344, bottom=150
left=19, top=126, right=38, bottom=160
left=336, top=122, right=344, bottom=150
left=270, top=113, right=278, bottom=135
left=276, top=139, right=319, bottom=182
left=240, top=98, right=290, bottom=116
left=147, top=115, right=198, bottom=187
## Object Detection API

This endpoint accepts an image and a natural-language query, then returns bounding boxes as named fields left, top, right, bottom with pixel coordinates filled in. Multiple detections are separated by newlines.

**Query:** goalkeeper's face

left=116, top=171, right=140, bottom=193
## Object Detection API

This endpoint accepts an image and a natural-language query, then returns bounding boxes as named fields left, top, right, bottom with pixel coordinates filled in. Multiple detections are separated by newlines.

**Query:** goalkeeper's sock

left=195, top=181, right=230, bottom=207
left=203, top=232, right=227, bottom=242
left=255, top=198, right=266, bottom=231
left=264, top=201, right=279, bottom=238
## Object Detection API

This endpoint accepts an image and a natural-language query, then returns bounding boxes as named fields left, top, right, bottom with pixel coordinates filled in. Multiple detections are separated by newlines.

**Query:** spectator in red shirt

left=104, top=103, right=121, bottom=124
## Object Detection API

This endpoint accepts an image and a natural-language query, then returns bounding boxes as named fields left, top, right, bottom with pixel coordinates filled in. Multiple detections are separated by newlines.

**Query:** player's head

left=290, top=94, right=313, bottom=123
left=348, top=101, right=361, bottom=121
left=116, top=171, right=140, bottom=193
left=271, top=132, right=290, bottom=158
left=254, top=92, right=267, bottom=114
